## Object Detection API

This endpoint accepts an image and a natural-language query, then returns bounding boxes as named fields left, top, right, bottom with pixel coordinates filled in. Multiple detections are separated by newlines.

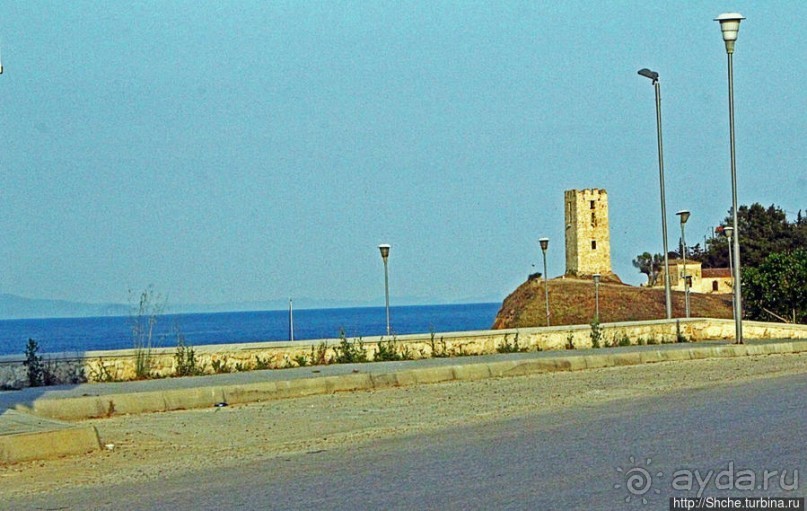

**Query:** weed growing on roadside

left=293, top=354, right=309, bottom=367
left=497, top=332, right=528, bottom=353
left=309, top=342, right=329, bottom=365
left=255, top=355, right=271, bottom=370
left=211, top=359, right=231, bottom=374
left=590, top=320, right=603, bottom=349
left=676, top=320, right=689, bottom=343
left=129, top=286, right=165, bottom=380
left=611, top=331, right=631, bottom=347
left=429, top=329, right=450, bottom=358
left=234, top=360, right=252, bottom=372
left=175, top=333, right=202, bottom=377
left=88, top=358, right=117, bottom=383
left=42, top=358, right=60, bottom=386
left=333, top=329, right=368, bottom=364
left=375, top=335, right=414, bottom=361
left=565, top=332, right=576, bottom=350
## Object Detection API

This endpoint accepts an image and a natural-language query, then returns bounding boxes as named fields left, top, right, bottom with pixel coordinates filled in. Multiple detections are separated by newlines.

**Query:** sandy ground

left=1, top=352, right=806, bottom=498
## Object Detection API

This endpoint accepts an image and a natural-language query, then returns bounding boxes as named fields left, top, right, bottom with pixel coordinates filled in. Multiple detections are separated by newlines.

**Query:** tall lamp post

left=378, top=244, right=391, bottom=336
left=715, top=12, right=745, bottom=344
left=637, top=68, right=673, bottom=320
left=593, top=273, right=601, bottom=322
left=539, top=237, right=550, bottom=326
left=676, top=210, right=691, bottom=318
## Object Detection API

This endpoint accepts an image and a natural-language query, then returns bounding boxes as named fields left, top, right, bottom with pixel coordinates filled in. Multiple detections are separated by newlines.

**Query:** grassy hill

left=492, top=276, right=733, bottom=329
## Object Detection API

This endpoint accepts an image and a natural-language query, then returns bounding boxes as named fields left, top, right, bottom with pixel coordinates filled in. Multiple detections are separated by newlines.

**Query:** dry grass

left=492, top=277, right=733, bottom=329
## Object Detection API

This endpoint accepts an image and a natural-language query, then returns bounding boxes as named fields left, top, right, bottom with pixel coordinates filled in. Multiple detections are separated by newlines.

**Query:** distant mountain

left=0, top=293, right=129, bottom=320
left=173, top=298, right=375, bottom=314
left=0, top=292, right=503, bottom=320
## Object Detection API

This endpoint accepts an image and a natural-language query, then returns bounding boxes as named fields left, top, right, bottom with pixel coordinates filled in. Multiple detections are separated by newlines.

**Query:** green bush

left=590, top=320, right=603, bottom=348
left=333, top=329, right=368, bottom=364
left=175, top=335, right=202, bottom=377
left=375, top=336, right=413, bottom=361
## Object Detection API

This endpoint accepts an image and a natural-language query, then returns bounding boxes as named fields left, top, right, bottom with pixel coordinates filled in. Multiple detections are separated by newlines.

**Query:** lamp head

left=378, top=244, right=391, bottom=260
left=715, top=13, right=745, bottom=53
left=723, top=225, right=734, bottom=239
left=676, top=210, right=691, bottom=225
left=593, top=273, right=601, bottom=283
left=539, top=237, right=549, bottom=251
left=637, top=68, right=659, bottom=83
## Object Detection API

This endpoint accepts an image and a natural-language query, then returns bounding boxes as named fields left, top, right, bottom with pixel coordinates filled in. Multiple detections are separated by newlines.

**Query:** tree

left=690, top=203, right=803, bottom=268
left=742, top=249, right=807, bottom=324
left=632, top=252, right=664, bottom=286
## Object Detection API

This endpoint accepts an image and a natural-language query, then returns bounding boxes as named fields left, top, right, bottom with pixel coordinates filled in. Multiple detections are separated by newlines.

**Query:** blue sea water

left=0, top=303, right=501, bottom=356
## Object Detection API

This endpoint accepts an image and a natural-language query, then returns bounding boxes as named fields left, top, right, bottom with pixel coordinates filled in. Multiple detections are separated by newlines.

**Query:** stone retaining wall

left=2, top=318, right=806, bottom=389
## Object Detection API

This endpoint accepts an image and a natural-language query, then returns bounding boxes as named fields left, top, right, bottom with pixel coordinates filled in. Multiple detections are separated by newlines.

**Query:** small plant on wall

left=497, top=332, right=528, bottom=353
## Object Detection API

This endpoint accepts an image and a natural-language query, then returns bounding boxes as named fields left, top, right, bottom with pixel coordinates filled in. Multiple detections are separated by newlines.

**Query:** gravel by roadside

left=1, top=352, right=805, bottom=498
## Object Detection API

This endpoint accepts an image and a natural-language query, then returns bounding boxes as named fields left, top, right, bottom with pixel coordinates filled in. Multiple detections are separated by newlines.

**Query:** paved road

left=11, top=372, right=806, bottom=510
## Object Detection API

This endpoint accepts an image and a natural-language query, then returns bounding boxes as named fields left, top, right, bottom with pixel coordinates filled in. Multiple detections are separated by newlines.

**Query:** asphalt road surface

left=10, top=371, right=805, bottom=510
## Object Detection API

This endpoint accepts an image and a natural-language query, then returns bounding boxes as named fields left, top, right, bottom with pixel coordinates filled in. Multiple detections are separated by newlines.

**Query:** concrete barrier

left=0, top=427, right=100, bottom=463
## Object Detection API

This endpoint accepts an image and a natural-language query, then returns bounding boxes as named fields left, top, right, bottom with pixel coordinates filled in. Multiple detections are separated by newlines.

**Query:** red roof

left=702, top=268, right=732, bottom=278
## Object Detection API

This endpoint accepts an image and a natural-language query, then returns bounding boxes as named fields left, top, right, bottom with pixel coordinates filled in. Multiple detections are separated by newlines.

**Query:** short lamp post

left=676, top=210, right=691, bottom=318
left=539, top=237, right=550, bottom=326
left=378, top=244, right=391, bottom=336
left=637, top=67, right=673, bottom=320
left=715, top=12, right=746, bottom=344
left=593, top=273, right=601, bottom=322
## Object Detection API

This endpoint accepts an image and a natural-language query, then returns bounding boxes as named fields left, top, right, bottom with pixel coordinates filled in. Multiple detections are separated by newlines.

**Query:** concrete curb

left=0, top=423, right=101, bottom=464
left=14, top=340, right=807, bottom=423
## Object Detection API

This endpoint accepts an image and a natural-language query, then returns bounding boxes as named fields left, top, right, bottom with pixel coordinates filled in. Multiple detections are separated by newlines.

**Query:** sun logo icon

left=614, top=456, right=663, bottom=505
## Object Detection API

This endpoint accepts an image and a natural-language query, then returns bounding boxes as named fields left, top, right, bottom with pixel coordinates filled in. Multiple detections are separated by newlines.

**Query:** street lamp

left=539, top=237, right=550, bottom=326
left=637, top=67, right=673, bottom=320
left=378, top=244, right=391, bottom=336
left=593, top=273, right=601, bottom=322
left=676, top=210, right=691, bottom=318
left=715, top=12, right=746, bottom=344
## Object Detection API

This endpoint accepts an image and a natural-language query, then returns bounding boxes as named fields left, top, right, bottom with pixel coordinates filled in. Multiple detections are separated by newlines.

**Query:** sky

left=0, top=1, right=805, bottom=309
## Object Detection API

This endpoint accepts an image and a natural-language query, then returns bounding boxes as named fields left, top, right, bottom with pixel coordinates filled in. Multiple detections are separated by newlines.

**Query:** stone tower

left=564, top=188, right=613, bottom=277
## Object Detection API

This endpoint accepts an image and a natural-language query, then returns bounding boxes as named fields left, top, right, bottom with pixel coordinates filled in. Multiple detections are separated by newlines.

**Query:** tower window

left=590, top=200, right=595, bottom=210
left=591, top=240, right=597, bottom=250
left=591, top=211, right=597, bottom=227
left=712, top=281, right=719, bottom=292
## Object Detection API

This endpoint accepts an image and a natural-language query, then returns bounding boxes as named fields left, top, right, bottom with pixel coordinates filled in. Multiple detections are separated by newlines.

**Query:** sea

left=0, top=303, right=501, bottom=357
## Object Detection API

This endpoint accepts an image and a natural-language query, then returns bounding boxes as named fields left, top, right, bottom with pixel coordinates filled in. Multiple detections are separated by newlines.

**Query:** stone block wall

left=1, top=319, right=806, bottom=389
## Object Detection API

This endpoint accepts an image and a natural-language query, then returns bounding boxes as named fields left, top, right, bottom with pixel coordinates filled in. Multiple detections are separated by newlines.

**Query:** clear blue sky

left=0, top=1, right=804, bottom=307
